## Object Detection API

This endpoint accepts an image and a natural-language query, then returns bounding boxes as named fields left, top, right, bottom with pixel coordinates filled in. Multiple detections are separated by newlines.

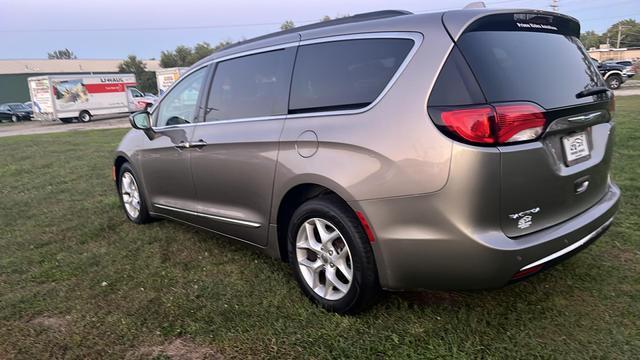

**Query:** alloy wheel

left=296, top=218, right=353, bottom=300
left=120, top=172, right=141, bottom=219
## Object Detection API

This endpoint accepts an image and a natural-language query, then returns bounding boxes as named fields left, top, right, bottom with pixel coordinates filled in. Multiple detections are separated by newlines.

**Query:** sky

left=1, top=0, right=638, bottom=60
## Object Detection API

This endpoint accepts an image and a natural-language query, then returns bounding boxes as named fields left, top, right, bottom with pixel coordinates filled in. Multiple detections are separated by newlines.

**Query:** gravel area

left=0, top=116, right=130, bottom=138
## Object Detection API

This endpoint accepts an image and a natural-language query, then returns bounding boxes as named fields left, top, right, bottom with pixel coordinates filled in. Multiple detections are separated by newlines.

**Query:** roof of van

left=191, top=8, right=579, bottom=69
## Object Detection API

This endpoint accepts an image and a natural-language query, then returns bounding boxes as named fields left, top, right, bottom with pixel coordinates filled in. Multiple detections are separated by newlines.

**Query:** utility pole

left=616, top=24, right=631, bottom=48
left=550, top=0, right=559, bottom=12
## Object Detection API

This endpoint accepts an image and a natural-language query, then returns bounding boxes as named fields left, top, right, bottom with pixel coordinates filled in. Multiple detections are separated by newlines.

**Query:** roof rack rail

left=221, top=10, right=413, bottom=52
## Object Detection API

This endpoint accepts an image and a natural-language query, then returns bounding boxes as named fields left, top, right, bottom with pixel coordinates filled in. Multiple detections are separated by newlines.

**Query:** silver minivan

left=114, top=9, right=620, bottom=313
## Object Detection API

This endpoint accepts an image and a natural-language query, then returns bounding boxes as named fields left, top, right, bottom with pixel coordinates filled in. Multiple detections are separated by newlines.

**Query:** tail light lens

left=495, top=104, right=545, bottom=143
left=440, top=106, right=494, bottom=144
left=430, top=103, right=547, bottom=145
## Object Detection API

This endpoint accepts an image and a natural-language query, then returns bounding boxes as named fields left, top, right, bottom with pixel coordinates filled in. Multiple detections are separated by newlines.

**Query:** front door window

left=156, top=68, right=207, bottom=127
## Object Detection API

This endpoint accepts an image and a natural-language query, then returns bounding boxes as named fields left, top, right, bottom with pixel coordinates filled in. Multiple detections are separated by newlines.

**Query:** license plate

left=562, top=132, right=590, bottom=165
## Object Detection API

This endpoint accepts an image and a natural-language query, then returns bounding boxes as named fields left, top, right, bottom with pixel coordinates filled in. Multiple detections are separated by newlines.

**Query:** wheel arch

left=113, top=153, right=131, bottom=183
left=274, top=181, right=356, bottom=262
left=603, top=70, right=623, bottom=79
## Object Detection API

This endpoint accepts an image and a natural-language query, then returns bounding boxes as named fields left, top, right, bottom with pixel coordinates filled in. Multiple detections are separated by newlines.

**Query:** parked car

left=592, top=58, right=628, bottom=89
left=114, top=9, right=620, bottom=313
left=603, top=60, right=636, bottom=78
left=0, top=103, right=33, bottom=122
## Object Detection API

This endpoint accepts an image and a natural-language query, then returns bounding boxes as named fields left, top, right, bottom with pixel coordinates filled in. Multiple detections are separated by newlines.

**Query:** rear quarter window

left=289, top=38, right=414, bottom=113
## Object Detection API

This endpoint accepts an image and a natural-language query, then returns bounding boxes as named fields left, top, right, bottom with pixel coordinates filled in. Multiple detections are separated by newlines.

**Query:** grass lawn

left=1, top=97, right=639, bottom=359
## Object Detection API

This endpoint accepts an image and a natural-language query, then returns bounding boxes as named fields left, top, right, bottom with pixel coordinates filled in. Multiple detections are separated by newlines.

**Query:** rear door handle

left=190, top=140, right=208, bottom=149
left=175, top=141, right=190, bottom=149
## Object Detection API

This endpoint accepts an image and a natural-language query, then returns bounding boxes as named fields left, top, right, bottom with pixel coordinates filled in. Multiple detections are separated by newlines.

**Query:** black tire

left=606, top=74, right=623, bottom=90
left=78, top=110, right=92, bottom=123
left=117, top=163, right=152, bottom=224
left=287, top=195, right=379, bottom=314
left=59, top=118, right=74, bottom=124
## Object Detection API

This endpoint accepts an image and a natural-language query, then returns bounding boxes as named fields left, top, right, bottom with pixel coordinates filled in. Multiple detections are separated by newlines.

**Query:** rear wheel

left=606, top=74, right=623, bottom=90
left=79, top=111, right=92, bottom=123
left=118, top=163, right=152, bottom=224
left=288, top=196, right=379, bottom=314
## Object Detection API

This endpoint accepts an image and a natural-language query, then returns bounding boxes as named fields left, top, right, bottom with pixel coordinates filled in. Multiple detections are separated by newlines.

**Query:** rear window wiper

left=575, top=86, right=610, bottom=99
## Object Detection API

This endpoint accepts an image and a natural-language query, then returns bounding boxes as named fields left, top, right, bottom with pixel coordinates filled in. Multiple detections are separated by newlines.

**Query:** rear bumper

left=355, top=181, right=620, bottom=291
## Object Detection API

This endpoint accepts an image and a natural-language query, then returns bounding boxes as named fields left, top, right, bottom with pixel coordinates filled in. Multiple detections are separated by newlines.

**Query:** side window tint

left=156, top=67, right=207, bottom=127
left=428, top=47, right=486, bottom=106
left=289, top=38, right=414, bottom=113
left=206, top=49, right=293, bottom=122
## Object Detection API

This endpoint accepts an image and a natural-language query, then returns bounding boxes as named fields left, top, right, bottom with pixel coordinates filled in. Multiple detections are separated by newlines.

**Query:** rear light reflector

left=430, top=103, right=547, bottom=145
left=511, top=264, right=544, bottom=280
left=355, top=211, right=375, bottom=243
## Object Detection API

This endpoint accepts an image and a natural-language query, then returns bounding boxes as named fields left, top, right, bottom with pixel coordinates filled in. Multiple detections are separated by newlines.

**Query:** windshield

left=457, top=31, right=605, bottom=109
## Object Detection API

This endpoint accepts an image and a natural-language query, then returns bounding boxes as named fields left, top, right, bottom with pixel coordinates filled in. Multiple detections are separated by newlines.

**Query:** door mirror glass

left=130, top=111, right=151, bottom=130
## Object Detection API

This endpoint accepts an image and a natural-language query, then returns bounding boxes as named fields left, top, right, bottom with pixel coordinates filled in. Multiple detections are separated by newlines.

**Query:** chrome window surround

left=151, top=32, right=424, bottom=131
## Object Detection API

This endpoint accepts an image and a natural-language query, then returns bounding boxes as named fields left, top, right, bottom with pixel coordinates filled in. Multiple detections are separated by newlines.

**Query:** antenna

left=464, top=2, right=486, bottom=9
left=550, top=0, right=559, bottom=12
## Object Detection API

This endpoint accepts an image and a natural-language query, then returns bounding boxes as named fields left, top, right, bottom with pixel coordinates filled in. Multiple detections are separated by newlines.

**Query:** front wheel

left=118, top=163, right=152, bottom=224
left=11, top=115, right=18, bottom=123
left=606, top=75, right=623, bottom=90
left=288, top=196, right=379, bottom=314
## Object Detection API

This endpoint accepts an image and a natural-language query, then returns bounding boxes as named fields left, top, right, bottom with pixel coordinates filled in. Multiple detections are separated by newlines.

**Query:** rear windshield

left=457, top=31, right=603, bottom=110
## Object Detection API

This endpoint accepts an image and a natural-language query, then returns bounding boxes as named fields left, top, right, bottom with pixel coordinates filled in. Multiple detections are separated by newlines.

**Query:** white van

left=27, top=74, right=154, bottom=122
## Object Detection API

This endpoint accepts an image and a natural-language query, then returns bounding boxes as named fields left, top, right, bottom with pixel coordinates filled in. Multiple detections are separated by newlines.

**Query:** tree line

left=580, top=19, right=640, bottom=50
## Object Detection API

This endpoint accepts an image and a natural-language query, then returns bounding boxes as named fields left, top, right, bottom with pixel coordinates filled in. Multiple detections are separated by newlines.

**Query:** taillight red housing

left=430, top=103, right=547, bottom=145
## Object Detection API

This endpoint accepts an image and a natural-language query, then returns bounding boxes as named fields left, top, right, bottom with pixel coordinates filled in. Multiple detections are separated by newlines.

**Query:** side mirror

left=129, top=111, right=157, bottom=139
left=130, top=111, right=152, bottom=130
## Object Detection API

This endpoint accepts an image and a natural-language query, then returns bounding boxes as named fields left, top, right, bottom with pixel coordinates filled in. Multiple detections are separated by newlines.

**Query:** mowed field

left=0, top=97, right=638, bottom=359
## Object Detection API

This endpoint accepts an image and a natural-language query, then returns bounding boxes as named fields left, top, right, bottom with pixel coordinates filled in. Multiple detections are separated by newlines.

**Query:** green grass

left=1, top=97, right=639, bottom=359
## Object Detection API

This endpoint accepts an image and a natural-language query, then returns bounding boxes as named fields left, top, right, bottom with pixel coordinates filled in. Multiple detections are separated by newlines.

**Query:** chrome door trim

left=154, top=203, right=262, bottom=228
left=151, top=31, right=423, bottom=131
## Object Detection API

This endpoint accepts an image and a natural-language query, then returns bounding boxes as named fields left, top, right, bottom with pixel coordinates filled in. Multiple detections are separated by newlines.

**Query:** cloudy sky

left=2, top=0, right=638, bottom=59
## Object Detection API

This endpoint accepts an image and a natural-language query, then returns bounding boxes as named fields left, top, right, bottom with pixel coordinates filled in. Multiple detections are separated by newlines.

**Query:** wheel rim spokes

left=296, top=218, right=353, bottom=300
left=120, top=172, right=140, bottom=218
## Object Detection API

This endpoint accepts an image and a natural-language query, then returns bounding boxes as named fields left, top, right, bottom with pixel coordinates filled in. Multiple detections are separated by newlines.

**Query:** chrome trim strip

left=154, top=203, right=261, bottom=228
left=520, top=217, right=614, bottom=271
left=151, top=32, right=423, bottom=131
left=567, top=112, right=602, bottom=123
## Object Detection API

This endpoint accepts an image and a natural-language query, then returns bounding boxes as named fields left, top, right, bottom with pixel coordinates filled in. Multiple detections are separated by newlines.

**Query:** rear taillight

left=430, top=103, right=547, bottom=145
left=440, top=106, right=494, bottom=144
left=494, top=104, right=545, bottom=143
